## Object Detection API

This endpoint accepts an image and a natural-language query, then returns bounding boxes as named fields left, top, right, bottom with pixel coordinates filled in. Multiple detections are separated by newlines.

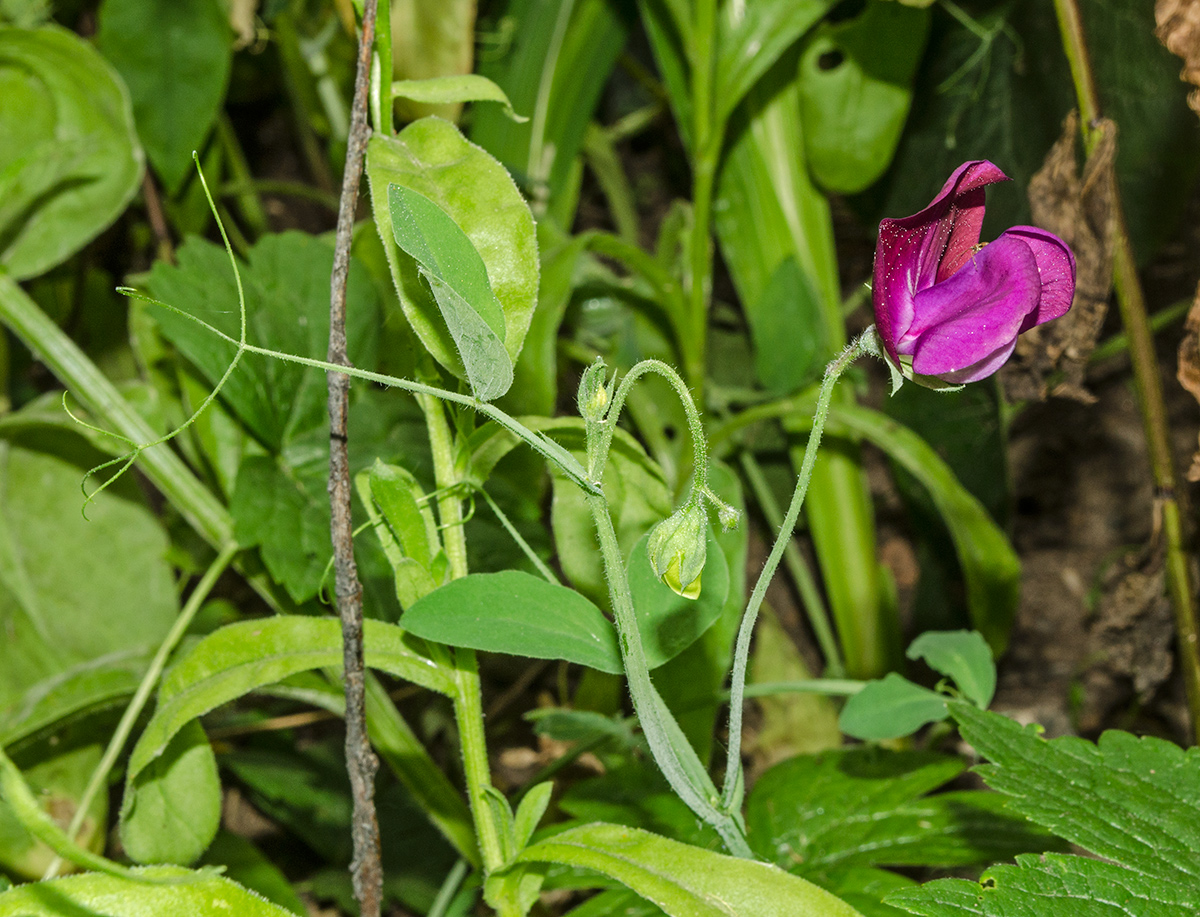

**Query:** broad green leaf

left=126, top=617, right=453, bottom=784
left=514, top=783, right=554, bottom=852
left=749, top=256, right=828, bottom=396
left=518, top=822, right=864, bottom=916
left=0, top=435, right=175, bottom=714
left=888, top=703, right=1200, bottom=916
left=0, top=648, right=150, bottom=748
left=392, top=75, right=527, bottom=122
left=906, top=630, right=995, bottom=708
left=638, top=0, right=693, bottom=148
left=121, top=721, right=220, bottom=866
left=366, top=118, right=538, bottom=381
left=231, top=455, right=332, bottom=604
left=388, top=183, right=512, bottom=400
left=838, top=673, right=947, bottom=741
left=715, top=0, right=832, bottom=126
left=0, top=866, right=299, bottom=916
left=95, top=0, right=232, bottom=192
left=147, top=232, right=380, bottom=453
left=0, top=25, right=143, bottom=279
left=627, top=528, right=729, bottom=670
left=400, top=571, right=623, bottom=674
left=747, top=747, right=1063, bottom=876
left=470, top=0, right=630, bottom=223
left=797, top=0, right=929, bottom=194
left=789, top=399, right=1021, bottom=651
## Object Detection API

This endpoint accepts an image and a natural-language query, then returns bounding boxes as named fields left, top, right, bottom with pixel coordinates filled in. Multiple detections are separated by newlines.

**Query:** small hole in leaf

left=817, top=49, right=845, bottom=71
left=827, top=0, right=866, bottom=22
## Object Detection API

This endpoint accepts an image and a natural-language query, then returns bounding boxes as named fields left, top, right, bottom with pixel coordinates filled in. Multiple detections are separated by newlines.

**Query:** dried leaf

left=1002, top=112, right=1117, bottom=402
left=1156, top=0, right=1200, bottom=115
left=1178, top=285, right=1200, bottom=480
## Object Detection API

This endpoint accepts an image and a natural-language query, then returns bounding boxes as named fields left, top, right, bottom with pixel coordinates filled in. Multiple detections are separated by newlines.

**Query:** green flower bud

left=577, top=358, right=610, bottom=423
left=647, top=500, right=707, bottom=600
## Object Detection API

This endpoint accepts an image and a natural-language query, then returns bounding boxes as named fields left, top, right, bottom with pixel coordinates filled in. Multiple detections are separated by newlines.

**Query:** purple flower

left=872, top=161, right=1076, bottom=384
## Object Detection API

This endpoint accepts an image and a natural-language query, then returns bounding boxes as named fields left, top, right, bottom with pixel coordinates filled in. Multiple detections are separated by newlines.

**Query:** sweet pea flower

left=872, top=160, right=1076, bottom=385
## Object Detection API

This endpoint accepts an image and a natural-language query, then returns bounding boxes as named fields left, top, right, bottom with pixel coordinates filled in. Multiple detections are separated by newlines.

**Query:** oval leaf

left=0, top=866, right=298, bottom=917
left=838, top=673, right=948, bottom=741
left=906, top=630, right=996, bottom=708
left=517, top=822, right=864, bottom=916
left=400, top=571, right=623, bottom=674
left=392, top=75, right=528, bottom=122
left=126, top=618, right=453, bottom=783
left=120, top=721, right=220, bottom=866
left=0, top=25, right=143, bottom=279
left=628, top=528, right=730, bottom=670
left=366, top=118, right=538, bottom=384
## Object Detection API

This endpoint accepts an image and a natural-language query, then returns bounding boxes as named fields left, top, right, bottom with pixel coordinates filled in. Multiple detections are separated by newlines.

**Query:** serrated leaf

left=518, top=822, right=864, bottom=916
left=906, top=631, right=995, bottom=708
left=400, top=571, right=623, bottom=674
left=95, top=0, right=231, bottom=192
left=0, top=866, right=299, bottom=916
left=0, top=25, right=143, bottom=279
left=747, top=747, right=1063, bottom=874
left=838, top=673, right=947, bottom=741
left=120, top=721, right=220, bottom=866
left=126, top=617, right=453, bottom=784
left=366, top=118, right=538, bottom=381
left=888, top=704, right=1200, bottom=916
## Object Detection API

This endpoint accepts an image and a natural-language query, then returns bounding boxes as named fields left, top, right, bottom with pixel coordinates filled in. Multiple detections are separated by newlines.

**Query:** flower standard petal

left=872, top=160, right=1011, bottom=363
left=904, top=234, right=1042, bottom=380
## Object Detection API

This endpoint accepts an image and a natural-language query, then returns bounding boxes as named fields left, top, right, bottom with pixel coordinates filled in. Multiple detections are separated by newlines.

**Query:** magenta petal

left=999, top=226, right=1076, bottom=330
left=872, top=161, right=1010, bottom=361
left=905, top=234, right=1042, bottom=378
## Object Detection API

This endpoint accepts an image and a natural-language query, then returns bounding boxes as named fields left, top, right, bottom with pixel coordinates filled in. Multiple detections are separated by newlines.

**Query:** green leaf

left=906, top=631, right=995, bottom=708
left=121, top=721, right=220, bottom=866
left=887, top=703, right=1200, bottom=916
left=0, top=25, right=143, bottom=280
left=747, top=746, right=1063, bottom=876
left=126, top=617, right=453, bottom=784
left=0, top=648, right=151, bottom=748
left=0, top=866, right=300, bottom=916
left=518, top=822, right=865, bottom=916
left=388, top=183, right=513, bottom=400
left=400, top=571, right=623, bottom=674
left=393, top=75, right=528, bottom=122
left=838, top=673, right=947, bottom=741
left=366, top=118, right=538, bottom=381
left=749, top=256, right=828, bottom=396
left=95, top=0, right=232, bottom=192
left=715, top=0, right=832, bottom=126
left=0, top=435, right=176, bottom=716
left=798, top=0, right=929, bottom=194
left=389, top=0, right=475, bottom=122
left=513, top=782, right=553, bottom=851
left=147, top=232, right=380, bottom=453
left=627, top=528, right=729, bottom=670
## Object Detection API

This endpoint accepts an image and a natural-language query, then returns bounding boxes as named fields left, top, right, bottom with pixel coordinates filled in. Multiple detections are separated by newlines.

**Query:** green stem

left=1053, top=0, right=1200, bottom=740
left=373, top=0, right=394, bottom=136
left=419, top=392, right=506, bottom=873
left=44, top=542, right=239, bottom=879
left=585, top=490, right=752, bottom=857
left=737, top=451, right=844, bottom=678
left=720, top=334, right=868, bottom=809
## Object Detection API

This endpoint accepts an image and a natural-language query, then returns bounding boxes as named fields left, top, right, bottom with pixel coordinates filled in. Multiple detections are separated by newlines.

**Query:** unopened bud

left=647, top=500, right=707, bottom=600
left=577, top=358, right=610, bottom=423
